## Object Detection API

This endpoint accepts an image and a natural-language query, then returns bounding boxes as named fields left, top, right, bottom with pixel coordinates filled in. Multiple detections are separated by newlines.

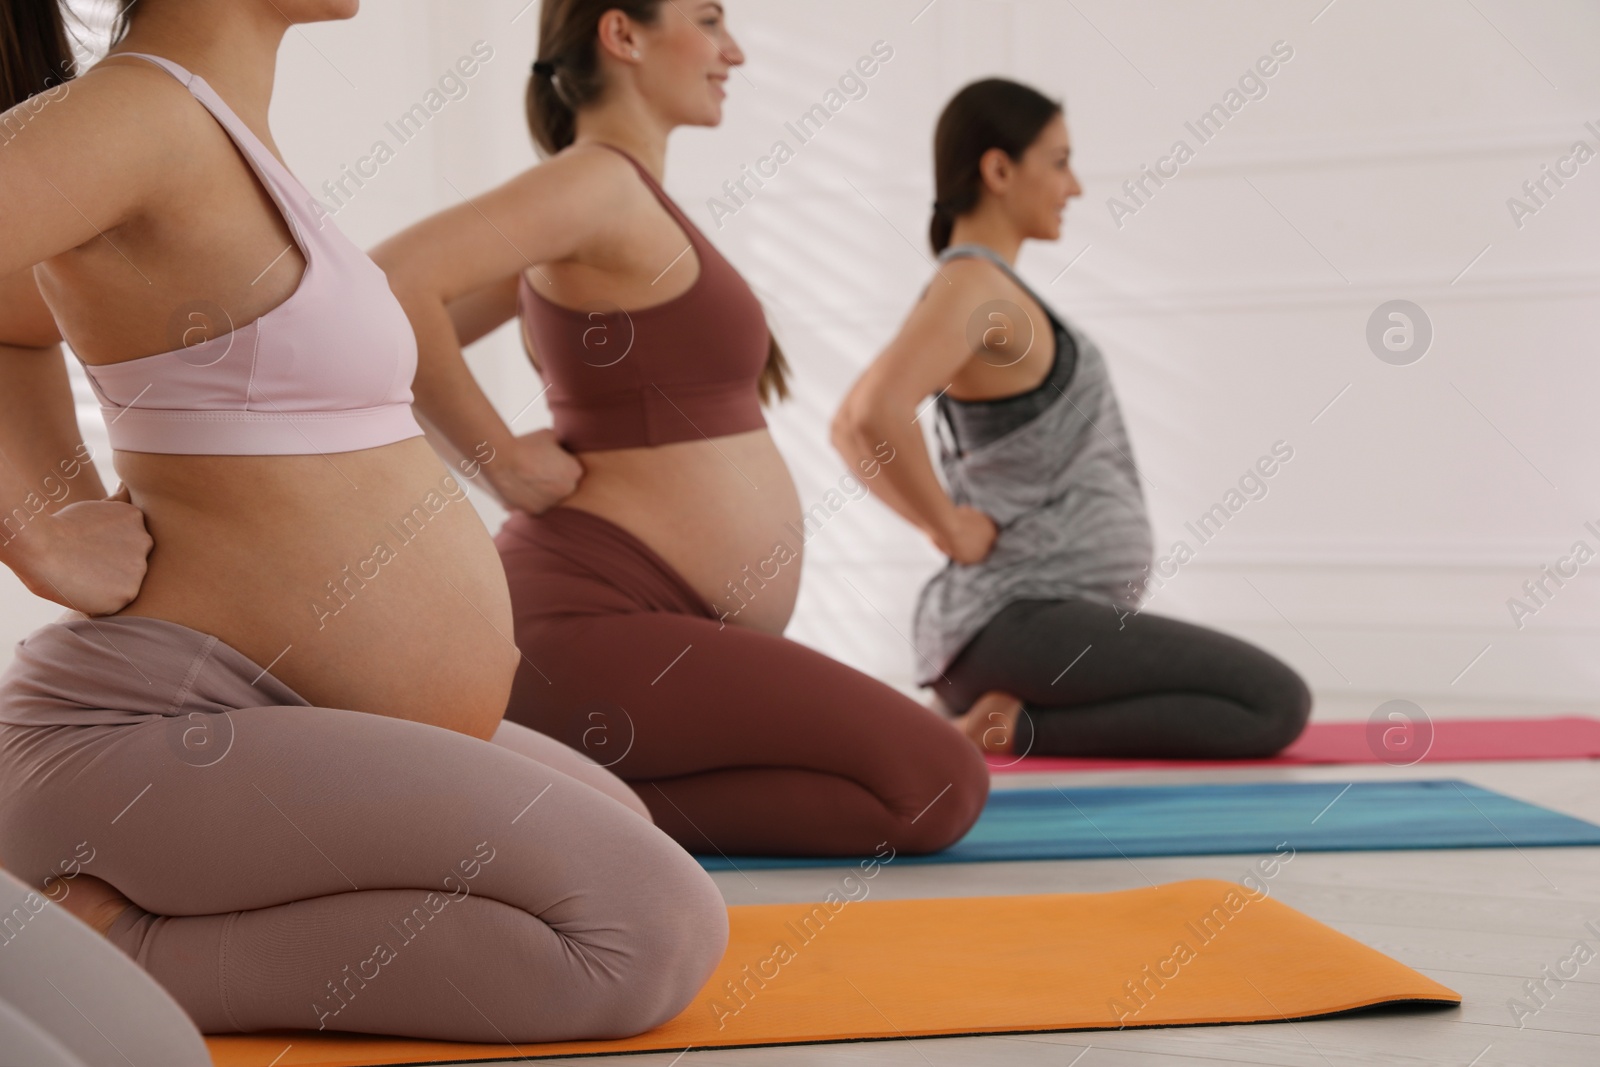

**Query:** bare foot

left=955, top=691, right=1024, bottom=754
left=52, top=875, right=136, bottom=938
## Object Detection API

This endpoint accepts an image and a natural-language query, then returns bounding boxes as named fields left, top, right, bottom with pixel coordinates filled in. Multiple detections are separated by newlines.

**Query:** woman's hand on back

left=12, top=487, right=152, bottom=615
left=487, top=429, right=585, bottom=515
left=935, top=505, right=999, bottom=565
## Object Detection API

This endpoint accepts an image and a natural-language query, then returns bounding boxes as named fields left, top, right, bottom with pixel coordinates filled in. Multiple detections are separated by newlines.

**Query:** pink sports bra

left=80, top=52, right=423, bottom=456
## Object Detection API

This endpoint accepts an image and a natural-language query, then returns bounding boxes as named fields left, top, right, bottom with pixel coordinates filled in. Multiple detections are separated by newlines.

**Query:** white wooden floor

left=446, top=757, right=1600, bottom=1066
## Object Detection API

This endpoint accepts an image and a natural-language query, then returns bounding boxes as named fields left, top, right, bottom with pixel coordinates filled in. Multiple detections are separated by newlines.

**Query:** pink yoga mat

left=986, top=717, right=1600, bottom=772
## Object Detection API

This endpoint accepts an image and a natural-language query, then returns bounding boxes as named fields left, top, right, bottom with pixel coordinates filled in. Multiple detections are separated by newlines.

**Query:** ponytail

left=526, top=52, right=574, bottom=157
left=524, top=0, right=792, bottom=406
left=756, top=334, right=791, bottom=406
left=928, top=202, right=956, bottom=257
left=0, top=0, right=73, bottom=111
left=1, top=0, right=136, bottom=113
left=525, top=0, right=664, bottom=158
left=928, top=78, right=1062, bottom=254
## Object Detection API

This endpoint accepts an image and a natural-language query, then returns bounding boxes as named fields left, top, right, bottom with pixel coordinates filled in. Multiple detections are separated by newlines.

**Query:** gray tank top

left=910, top=243, right=1154, bottom=687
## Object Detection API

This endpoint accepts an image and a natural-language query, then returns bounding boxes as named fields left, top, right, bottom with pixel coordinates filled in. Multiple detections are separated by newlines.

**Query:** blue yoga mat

left=697, top=779, right=1600, bottom=870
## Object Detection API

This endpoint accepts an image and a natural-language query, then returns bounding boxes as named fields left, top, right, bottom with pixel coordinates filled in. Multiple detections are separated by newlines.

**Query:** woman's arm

left=0, top=276, right=149, bottom=614
left=831, top=261, right=999, bottom=564
left=445, top=275, right=520, bottom=350
left=0, top=64, right=177, bottom=608
left=0, top=341, right=103, bottom=506
left=0, top=66, right=172, bottom=278
left=372, top=148, right=630, bottom=514
left=413, top=278, right=517, bottom=495
left=0, top=69, right=173, bottom=611
left=0, top=269, right=105, bottom=503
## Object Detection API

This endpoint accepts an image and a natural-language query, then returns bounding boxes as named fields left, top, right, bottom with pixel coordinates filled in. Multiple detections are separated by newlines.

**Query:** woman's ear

left=595, top=9, right=643, bottom=65
left=978, top=146, right=1013, bottom=200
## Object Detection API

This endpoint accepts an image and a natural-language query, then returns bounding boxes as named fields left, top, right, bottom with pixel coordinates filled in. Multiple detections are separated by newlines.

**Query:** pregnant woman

left=0, top=0, right=724, bottom=1045
left=373, top=0, right=987, bottom=857
left=832, top=79, right=1311, bottom=761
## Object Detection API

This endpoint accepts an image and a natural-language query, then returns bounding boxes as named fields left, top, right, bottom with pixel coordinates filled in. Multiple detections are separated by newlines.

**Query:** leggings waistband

left=496, top=505, right=717, bottom=620
left=0, top=614, right=307, bottom=728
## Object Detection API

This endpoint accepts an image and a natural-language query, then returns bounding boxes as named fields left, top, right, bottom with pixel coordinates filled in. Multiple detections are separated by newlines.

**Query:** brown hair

left=929, top=78, right=1062, bottom=254
left=526, top=0, right=790, bottom=406
left=1, top=0, right=134, bottom=111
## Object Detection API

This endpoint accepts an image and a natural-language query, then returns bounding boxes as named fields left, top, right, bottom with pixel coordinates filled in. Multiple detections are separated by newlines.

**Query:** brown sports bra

left=516, top=142, right=771, bottom=452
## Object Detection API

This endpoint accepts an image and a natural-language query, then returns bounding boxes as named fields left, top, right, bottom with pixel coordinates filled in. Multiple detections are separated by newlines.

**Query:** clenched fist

left=486, top=428, right=585, bottom=516
left=11, top=489, right=152, bottom=615
left=935, top=505, right=998, bottom=565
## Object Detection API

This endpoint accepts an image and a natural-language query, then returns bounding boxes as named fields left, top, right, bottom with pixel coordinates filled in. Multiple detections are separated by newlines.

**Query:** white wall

left=12, top=0, right=1600, bottom=723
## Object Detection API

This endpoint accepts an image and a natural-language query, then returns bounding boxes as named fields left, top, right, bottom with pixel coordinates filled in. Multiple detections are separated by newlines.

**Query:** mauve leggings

left=0, top=615, right=728, bottom=1043
left=495, top=506, right=990, bottom=858
left=929, top=597, right=1312, bottom=759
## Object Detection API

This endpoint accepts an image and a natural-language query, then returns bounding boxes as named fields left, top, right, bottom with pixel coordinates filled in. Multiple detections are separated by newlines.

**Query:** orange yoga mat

left=206, top=879, right=1459, bottom=1066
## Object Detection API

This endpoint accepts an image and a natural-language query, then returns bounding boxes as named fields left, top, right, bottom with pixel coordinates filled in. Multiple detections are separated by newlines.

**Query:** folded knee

left=890, top=732, right=990, bottom=855
left=1238, top=669, right=1313, bottom=758
left=566, top=852, right=729, bottom=1038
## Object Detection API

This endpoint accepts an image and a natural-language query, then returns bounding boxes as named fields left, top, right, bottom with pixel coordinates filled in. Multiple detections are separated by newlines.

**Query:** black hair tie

left=532, top=59, right=556, bottom=78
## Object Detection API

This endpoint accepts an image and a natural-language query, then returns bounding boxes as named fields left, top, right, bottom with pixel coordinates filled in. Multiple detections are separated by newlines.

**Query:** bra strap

left=940, top=242, right=1066, bottom=332
left=97, top=50, right=316, bottom=273
left=590, top=142, right=703, bottom=246
left=941, top=243, right=1038, bottom=301
left=104, top=51, right=196, bottom=88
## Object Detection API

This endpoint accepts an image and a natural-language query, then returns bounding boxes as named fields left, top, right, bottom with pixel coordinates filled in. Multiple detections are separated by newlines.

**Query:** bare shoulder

left=0, top=58, right=217, bottom=206
left=373, top=141, right=645, bottom=294
left=483, top=143, right=658, bottom=262
left=15, top=58, right=213, bottom=168
left=545, top=141, right=641, bottom=180
left=499, top=141, right=642, bottom=211
left=917, top=254, right=1015, bottom=322
left=941, top=253, right=1021, bottom=297
left=0, top=59, right=216, bottom=278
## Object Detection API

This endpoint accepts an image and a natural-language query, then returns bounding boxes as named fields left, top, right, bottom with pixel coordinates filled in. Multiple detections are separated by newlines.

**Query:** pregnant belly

left=557, top=429, right=804, bottom=634
left=112, top=438, right=518, bottom=739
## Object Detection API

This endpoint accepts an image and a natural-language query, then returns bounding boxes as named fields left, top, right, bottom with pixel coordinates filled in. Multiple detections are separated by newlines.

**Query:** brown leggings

left=495, top=506, right=990, bottom=858
left=0, top=615, right=727, bottom=1042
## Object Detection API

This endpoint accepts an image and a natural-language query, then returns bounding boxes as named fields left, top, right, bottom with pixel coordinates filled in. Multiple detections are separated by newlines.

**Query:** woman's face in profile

left=1010, top=114, right=1081, bottom=241
left=637, top=0, right=746, bottom=128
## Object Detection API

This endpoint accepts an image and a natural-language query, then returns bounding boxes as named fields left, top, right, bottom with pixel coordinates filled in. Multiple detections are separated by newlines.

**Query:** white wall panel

left=9, top=0, right=1597, bottom=723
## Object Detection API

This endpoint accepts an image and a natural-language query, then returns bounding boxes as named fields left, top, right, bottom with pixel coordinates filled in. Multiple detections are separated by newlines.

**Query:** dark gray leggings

left=930, top=598, right=1312, bottom=759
